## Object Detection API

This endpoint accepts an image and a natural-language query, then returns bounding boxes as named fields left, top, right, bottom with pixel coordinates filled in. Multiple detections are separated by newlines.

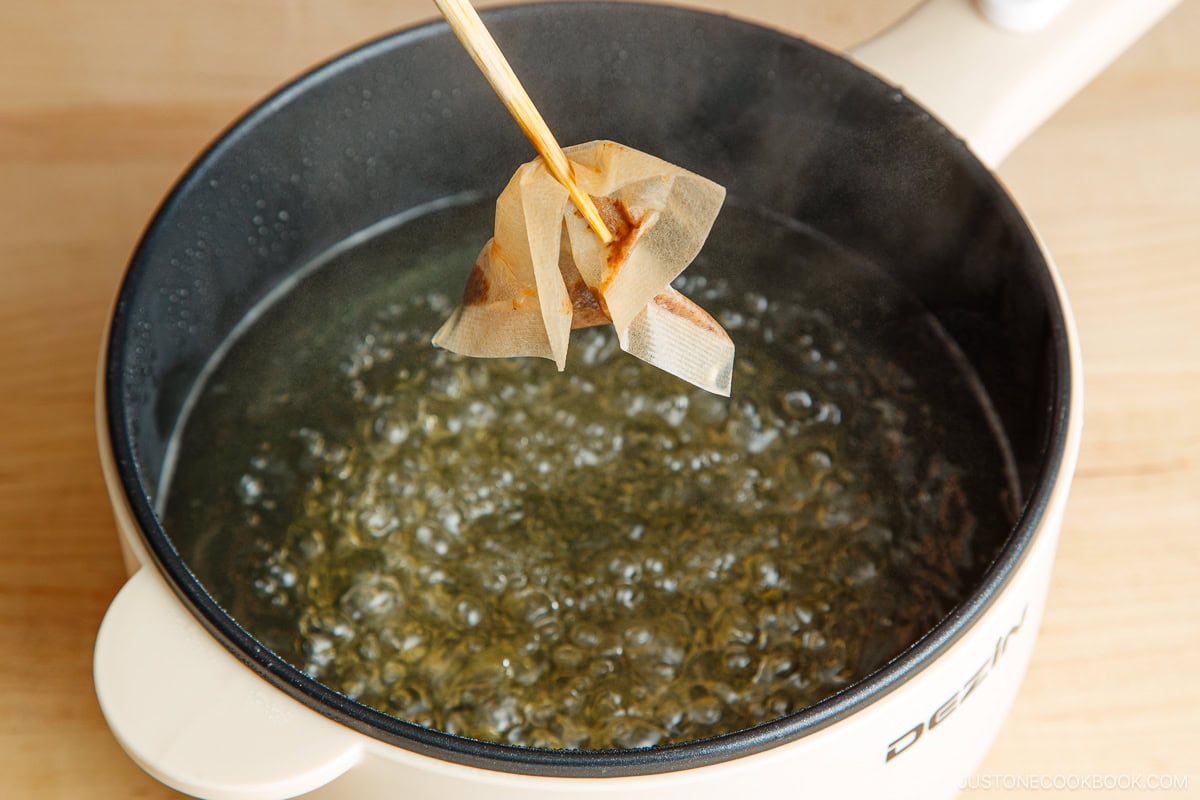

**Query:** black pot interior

left=107, top=1, right=1068, bottom=777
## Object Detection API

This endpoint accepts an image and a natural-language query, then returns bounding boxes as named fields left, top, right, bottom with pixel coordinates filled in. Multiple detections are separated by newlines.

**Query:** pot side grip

left=94, top=568, right=362, bottom=800
left=850, top=0, right=1181, bottom=167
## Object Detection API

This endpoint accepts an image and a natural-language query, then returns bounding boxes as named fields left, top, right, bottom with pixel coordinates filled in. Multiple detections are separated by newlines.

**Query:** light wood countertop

left=1, top=1, right=1196, bottom=797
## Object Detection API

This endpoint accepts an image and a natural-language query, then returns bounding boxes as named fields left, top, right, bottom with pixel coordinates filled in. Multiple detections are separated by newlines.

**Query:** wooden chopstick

left=433, top=0, right=614, bottom=244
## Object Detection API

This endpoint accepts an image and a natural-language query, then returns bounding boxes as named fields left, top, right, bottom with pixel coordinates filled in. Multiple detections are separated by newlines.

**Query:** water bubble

left=607, top=717, right=664, bottom=749
left=504, top=653, right=548, bottom=687
left=303, top=634, right=337, bottom=671
left=724, top=647, right=754, bottom=673
left=781, top=389, right=815, bottom=417
left=373, top=412, right=411, bottom=446
left=455, top=599, right=483, bottom=627
left=718, top=309, right=745, bottom=330
left=238, top=474, right=263, bottom=503
left=358, top=505, right=399, bottom=539
left=687, top=694, right=723, bottom=726
left=573, top=449, right=601, bottom=467
left=807, top=449, right=833, bottom=471
left=801, top=630, right=828, bottom=650
left=339, top=573, right=401, bottom=620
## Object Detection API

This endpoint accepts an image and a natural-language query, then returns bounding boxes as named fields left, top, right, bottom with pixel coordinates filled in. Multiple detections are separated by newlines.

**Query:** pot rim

left=103, top=1, right=1076, bottom=778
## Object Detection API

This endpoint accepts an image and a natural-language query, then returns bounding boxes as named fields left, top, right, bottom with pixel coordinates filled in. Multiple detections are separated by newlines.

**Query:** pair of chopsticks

left=433, top=0, right=614, bottom=244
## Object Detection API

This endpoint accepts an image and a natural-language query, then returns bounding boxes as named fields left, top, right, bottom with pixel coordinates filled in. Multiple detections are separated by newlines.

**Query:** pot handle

left=850, top=0, right=1179, bottom=167
left=94, top=568, right=362, bottom=800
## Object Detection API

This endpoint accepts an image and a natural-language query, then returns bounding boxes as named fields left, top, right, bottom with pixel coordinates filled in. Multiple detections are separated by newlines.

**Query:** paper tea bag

left=432, top=140, right=733, bottom=395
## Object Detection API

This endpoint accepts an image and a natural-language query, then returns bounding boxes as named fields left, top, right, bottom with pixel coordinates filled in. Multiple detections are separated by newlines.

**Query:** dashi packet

left=433, top=140, right=733, bottom=396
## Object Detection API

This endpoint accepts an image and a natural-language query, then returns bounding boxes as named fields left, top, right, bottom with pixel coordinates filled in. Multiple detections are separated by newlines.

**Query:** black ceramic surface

left=105, top=2, right=1070, bottom=777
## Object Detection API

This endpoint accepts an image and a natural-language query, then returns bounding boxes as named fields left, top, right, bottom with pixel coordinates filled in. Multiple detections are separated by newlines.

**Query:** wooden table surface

left=2, top=1, right=1196, bottom=797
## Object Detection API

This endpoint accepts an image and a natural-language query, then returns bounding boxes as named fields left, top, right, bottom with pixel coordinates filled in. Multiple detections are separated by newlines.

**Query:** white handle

left=851, top=0, right=1180, bottom=167
left=94, top=568, right=362, bottom=800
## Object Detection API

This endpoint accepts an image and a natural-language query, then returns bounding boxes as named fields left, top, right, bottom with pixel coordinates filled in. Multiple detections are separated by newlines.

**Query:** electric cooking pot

left=94, top=1, right=1172, bottom=797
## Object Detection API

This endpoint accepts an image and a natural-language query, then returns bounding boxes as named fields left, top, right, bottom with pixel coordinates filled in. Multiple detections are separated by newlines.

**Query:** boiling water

left=163, top=199, right=1017, bottom=749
